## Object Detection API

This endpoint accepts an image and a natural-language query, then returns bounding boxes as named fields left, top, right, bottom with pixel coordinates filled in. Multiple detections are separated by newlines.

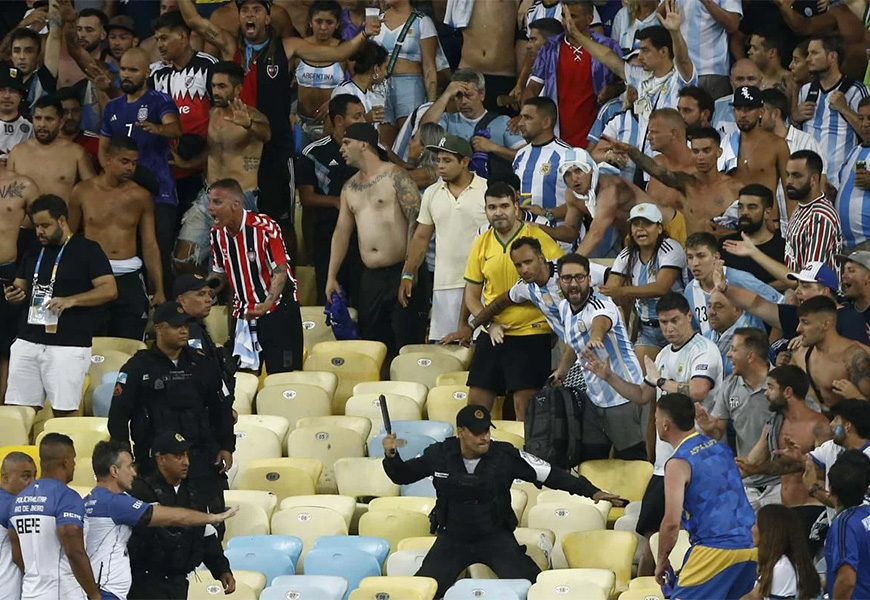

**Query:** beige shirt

left=418, top=173, right=489, bottom=290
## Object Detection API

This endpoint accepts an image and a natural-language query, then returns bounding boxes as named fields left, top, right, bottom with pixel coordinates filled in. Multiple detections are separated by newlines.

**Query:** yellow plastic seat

left=0, top=445, right=39, bottom=476
left=0, top=411, right=29, bottom=446
left=0, top=406, right=36, bottom=436
left=71, top=456, right=97, bottom=488
left=70, top=485, right=92, bottom=498
left=236, top=415, right=290, bottom=448
left=618, top=590, right=664, bottom=600
left=224, top=490, right=278, bottom=520
left=345, top=394, right=421, bottom=437
left=510, top=488, right=528, bottom=523
left=491, top=420, right=525, bottom=438
left=234, top=373, right=260, bottom=414
left=529, top=502, right=606, bottom=569
left=255, top=385, right=331, bottom=436
left=435, top=371, right=469, bottom=387
left=579, top=459, right=654, bottom=525
left=353, top=381, right=428, bottom=409
left=237, top=457, right=322, bottom=502
left=295, top=415, right=372, bottom=441
left=230, top=424, right=282, bottom=487
left=562, top=530, right=638, bottom=593
left=649, top=530, right=691, bottom=571
left=389, top=352, right=465, bottom=390
left=278, top=494, right=356, bottom=529
left=303, top=351, right=380, bottom=415
left=334, top=457, right=400, bottom=501
left=399, top=344, right=473, bottom=369
left=38, top=417, right=110, bottom=457
left=348, top=576, right=438, bottom=600
left=512, top=481, right=548, bottom=527
left=358, top=508, right=431, bottom=553
left=397, top=536, right=437, bottom=552
left=537, top=490, right=612, bottom=524
left=194, top=570, right=266, bottom=598
left=536, top=569, right=615, bottom=598
left=84, top=350, right=131, bottom=415
left=312, top=340, right=387, bottom=370
left=271, top=505, right=348, bottom=571
left=300, top=306, right=338, bottom=350
left=287, top=425, right=366, bottom=493
left=187, top=578, right=256, bottom=599
left=425, top=385, right=469, bottom=425
left=91, top=337, right=146, bottom=357
left=528, top=580, right=607, bottom=600
left=491, top=430, right=524, bottom=450
left=263, top=371, right=338, bottom=399
left=368, top=496, right=436, bottom=516
left=629, top=577, right=659, bottom=590
left=223, top=503, right=270, bottom=547
left=202, top=304, right=229, bottom=347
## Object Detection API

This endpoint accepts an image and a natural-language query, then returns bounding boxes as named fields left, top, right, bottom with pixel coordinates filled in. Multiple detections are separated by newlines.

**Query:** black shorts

left=94, top=270, right=149, bottom=341
left=466, top=333, right=551, bottom=393
left=358, top=262, right=429, bottom=356
left=636, top=474, right=665, bottom=535
left=0, top=262, right=21, bottom=358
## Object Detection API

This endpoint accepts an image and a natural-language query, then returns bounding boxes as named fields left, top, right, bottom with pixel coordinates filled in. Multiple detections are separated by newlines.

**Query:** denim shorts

left=385, top=73, right=427, bottom=123
left=635, top=322, right=668, bottom=349
left=176, top=185, right=259, bottom=266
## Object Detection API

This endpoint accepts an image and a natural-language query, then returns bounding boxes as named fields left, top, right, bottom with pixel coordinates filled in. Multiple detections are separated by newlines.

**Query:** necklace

left=740, top=134, right=762, bottom=167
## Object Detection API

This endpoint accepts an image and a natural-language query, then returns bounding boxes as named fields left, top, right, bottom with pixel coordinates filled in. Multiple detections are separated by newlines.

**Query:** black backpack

left=523, top=384, right=585, bottom=469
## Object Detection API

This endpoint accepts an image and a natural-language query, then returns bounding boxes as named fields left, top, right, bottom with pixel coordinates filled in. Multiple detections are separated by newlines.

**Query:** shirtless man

left=325, top=123, right=426, bottom=357
left=69, top=136, right=164, bottom=341
left=747, top=28, right=796, bottom=102
left=7, top=96, right=95, bottom=224
left=458, top=0, right=519, bottom=111
left=606, top=127, right=742, bottom=237
left=173, top=60, right=270, bottom=274
left=791, top=295, right=870, bottom=409
left=641, top=108, right=695, bottom=213
left=204, top=0, right=298, bottom=55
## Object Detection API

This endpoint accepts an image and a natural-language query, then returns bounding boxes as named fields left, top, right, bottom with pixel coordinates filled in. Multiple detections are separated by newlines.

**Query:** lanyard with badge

left=27, top=236, right=71, bottom=333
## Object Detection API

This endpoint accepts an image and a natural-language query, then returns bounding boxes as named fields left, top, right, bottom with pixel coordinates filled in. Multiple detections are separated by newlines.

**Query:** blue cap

left=787, top=261, right=838, bottom=292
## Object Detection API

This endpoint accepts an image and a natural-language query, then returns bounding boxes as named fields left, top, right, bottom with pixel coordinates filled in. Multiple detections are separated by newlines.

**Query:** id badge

left=27, top=291, right=58, bottom=328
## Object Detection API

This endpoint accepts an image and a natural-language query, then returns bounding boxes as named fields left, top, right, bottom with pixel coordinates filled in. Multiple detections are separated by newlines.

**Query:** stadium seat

left=226, top=535, right=303, bottom=567
left=625, top=501, right=642, bottom=516
left=70, top=485, right=91, bottom=498
left=510, top=488, right=528, bottom=522
left=345, top=394, right=422, bottom=436
left=353, top=381, right=428, bottom=409
left=334, top=457, right=400, bottom=501
left=271, top=506, right=349, bottom=570
left=71, top=456, right=96, bottom=488
left=536, top=490, right=612, bottom=524
left=529, top=503, right=606, bottom=569
left=233, top=372, right=260, bottom=414
left=287, top=425, right=366, bottom=493
left=629, top=577, right=659, bottom=590
left=511, top=482, right=549, bottom=527
left=649, top=530, right=691, bottom=570
left=348, top=576, right=438, bottom=600
left=224, top=490, right=278, bottom=520
left=187, top=578, right=256, bottom=599
left=491, top=420, right=525, bottom=438
left=378, top=420, right=453, bottom=441
left=401, top=477, right=436, bottom=497
left=368, top=496, right=436, bottom=516
left=528, top=581, right=606, bottom=600
left=399, top=344, right=473, bottom=369
left=535, top=569, right=615, bottom=598
left=304, top=351, right=380, bottom=415
left=38, top=417, right=109, bottom=458
left=92, top=336, right=146, bottom=357
left=91, top=382, right=114, bottom=418
left=304, top=548, right=381, bottom=600
left=397, top=536, right=437, bottom=552
left=300, top=306, right=338, bottom=350
left=313, top=535, right=391, bottom=568
left=237, top=458, right=322, bottom=502
left=368, top=433, right=437, bottom=459
left=295, top=415, right=372, bottom=441
left=223, top=547, right=294, bottom=585
left=614, top=514, right=644, bottom=566
left=562, top=530, right=638, bottom=592
left=0, top=410, right=29, bottom=446
left=435, top=371, right=470, bottom=387
left=0, top=406, right=35, bottom=436
left=264, top=371, right=339, bottom=399
left=229, top=424, right=282, bottom=487
left=579, top=459, right=654, bottom=525
left=618, top=590, right=664, bottom=600
left=201, top=304, right=229, bottom=347
left=514, top=528, right=554, bottom=570
left=84, top=350, right=130, bottom=415
left=279, top=494, right=356, bottom=529
left=312, top=340, right=387, bottom=370
left=389, top=352, right=465, bottom=389
left=444, top=578, right=530, bottom=600
left=491, top=430, right=524, bottom=450
left=0, top=445, right=39, bottom=476
left=236, top=414, right=290, bottom=448
left=256, top=385, right=331, bottom=436
left=193, top=570, right=267, bottom=597
left=386, top=549, right=428, bottom=576
left=425, top=385, right=469, bottom=424
left=262, top=575, right=348, bottom=600
left=223, top=503, right=270, bottom=544
left=358, top=508, right=431, bottom=554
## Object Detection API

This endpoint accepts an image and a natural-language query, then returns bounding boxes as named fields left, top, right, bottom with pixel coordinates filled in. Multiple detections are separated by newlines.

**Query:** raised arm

left=603, top=135, right=692, bottom=193
left=177, top=0, right=235, bottom=59
left=562, top=5, right=625, bottom=80
left=698, top=0, right=740, bottom=34
left=225, top=100, right=271, bottom=143
left=421, top=80, right=471, bottom=126
left=285, top=30, right=370, bottom=64
left=660, top=0, right=695, bottom=82
left=844, top=344, right=870, bottom=400
left=149, top=504, right=238, bottom=528
left=772, top=0, right=837, bottom=36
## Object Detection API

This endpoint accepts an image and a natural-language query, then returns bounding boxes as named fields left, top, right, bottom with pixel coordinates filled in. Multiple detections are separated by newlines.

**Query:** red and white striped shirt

left=210, top=210, right=298, bottom=318
left=784, top=194, right=843, bottom=272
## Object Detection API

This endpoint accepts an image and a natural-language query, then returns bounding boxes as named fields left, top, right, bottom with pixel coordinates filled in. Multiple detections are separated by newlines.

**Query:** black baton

left=379, top=394, right=392, bottom=435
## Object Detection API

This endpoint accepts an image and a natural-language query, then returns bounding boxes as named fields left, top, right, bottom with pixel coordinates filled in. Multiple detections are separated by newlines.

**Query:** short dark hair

left=351, top=41, right=388, bottom=74
left=656, top=292, right=691, bottom=316
left=153, top=10, right=190, bottom=34
left=829, top=450, right=870, bottom=508
left=528, top=17, right=564, bottom=39
left=733, top=327, right=769, bottom=360
left=522, top=96, right=558, bottom=125
left=510, top=236, right=543, bottom=255
left=10, top=27, right=41, bottom=49
left=557, top=252, right=591, bottom=274
left=53, top=86, right=83, bottom=104
left=211, top=178, right=245, bottom=199
left=39, top=432, right=75, bottom=463
left=685, top=232, right=719, bottom=253
left=738, top=183, right=774, bottom=209
left=29, top=194, right=68, bottom=220
left=92, top=441, right=131, bottom=479
left=107, top=136, right=139, bottom=155
left=484, top=181, right=518, bottom=202
left=657, top=393, right=696, bottom=431
left=563, top=0, right=596, bottom=15
left=789, top=150, right=823, bottom=179
left=830, top=399, right=870, bottom=440
left=34, top=96, right=63, bottom=117
left=809, top=34, right=845, bottom=67
left=768, top=365, right=810, bottom=399
left=329, top=93, right=364, bottom=122
left=761, top=88, right=790, bottom=122
left=752, top=27, right=784, bottom=56
left=796, top=294, right=838, bottom=319
left=859, top=96, right=870, bottom=110
left=0, top=451, right=35, bottom=475
left=687, top=126, right=720, bottom=146
left=678, top=86, right=714, bottom=119
left=636, top=26, right=673, bottom=59
left=212, top=60, right=245, bottom=86
left=78, top=8, right=109, bottom=29
left=308, top=0, right=342, bottom=22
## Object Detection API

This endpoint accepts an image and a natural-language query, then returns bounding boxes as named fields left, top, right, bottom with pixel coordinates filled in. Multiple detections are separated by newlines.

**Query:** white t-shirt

left=766, top=556, right=798, bottom=600
left=0, top=489, right=21, bottom=600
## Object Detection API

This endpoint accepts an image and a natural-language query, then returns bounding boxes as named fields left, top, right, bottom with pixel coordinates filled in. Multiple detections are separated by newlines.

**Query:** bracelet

left=402, top=272, right=414, bottom=281
left=643, top=378, right=656, bottom=388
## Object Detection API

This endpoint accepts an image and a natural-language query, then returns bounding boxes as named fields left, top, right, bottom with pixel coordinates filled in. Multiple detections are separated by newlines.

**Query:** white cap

left=628, top=203, right=663, bottom=224
left=557, top=147, right=595, bottom=179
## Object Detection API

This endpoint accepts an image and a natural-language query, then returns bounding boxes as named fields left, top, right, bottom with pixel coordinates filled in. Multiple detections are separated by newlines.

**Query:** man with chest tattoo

left=326, top=123, right=427, bottom=357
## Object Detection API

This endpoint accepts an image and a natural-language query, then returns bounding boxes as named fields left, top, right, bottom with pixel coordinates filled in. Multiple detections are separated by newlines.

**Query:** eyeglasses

left=559, top=273, right=588, bottom=283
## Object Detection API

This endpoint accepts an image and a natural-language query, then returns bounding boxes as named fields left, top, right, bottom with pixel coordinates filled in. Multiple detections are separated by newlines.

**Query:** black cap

left=456, top=404, right=495, bottom=435
left=236, top=0, right=272, bottom=12
left=0, top=67, right=26, bottom=94
left=107, top=15, right=136, bottom=34
left=152, top=431, right=192, bottom=455
left=153, top=301, right=192, bottom=327
left=344, top=123, right=389, bottom=160
left=731, top=86, right=763, bottom=108
left=172, top=274, right=218, bottom=299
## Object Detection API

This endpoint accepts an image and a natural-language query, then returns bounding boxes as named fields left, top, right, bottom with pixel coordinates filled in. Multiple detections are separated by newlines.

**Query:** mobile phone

left=857, top=160, right=866, bottom=172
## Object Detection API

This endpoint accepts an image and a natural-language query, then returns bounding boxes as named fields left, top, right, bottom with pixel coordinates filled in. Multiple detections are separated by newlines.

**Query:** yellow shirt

left=464, top=223, right=564, bottom=336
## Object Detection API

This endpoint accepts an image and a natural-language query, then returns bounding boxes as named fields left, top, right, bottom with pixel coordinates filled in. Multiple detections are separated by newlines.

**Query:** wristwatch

left=545, top=210, right=556, bottom=222
left=656, top=377, right=667, bottom=389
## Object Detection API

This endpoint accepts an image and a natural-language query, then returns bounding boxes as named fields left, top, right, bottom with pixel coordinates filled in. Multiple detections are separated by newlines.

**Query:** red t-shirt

left=74, top=131, right=100, bottom=167
left=556, top=40, right=596, bottom=148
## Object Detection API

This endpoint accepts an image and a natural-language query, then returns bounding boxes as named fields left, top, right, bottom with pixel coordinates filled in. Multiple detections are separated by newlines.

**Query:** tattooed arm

left=392, top=168, right=422, bottom=252
left=845, top=344, right=870, bottom=399
left=177, top=0, right=236, bottom=60
left=657, top=377, right=713, bottom=403
left=245, top=265, right=287, bottom=320
left=601, top=135, right=693, bottom=193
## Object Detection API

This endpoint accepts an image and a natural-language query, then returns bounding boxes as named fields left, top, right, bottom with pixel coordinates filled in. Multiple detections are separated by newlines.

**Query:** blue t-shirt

left=438, top=112, right=526, bottom=152
left=826, top=504, right=870, bottom=600
left=101, top=89, right=179, bottom=205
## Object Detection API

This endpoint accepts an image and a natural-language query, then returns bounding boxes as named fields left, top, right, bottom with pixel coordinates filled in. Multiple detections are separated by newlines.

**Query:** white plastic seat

left=287, top=426, right=366, bottom=493
left=256, top=385, right=331, bottom=436
left=236, top=414, right=290, bottom=449
left=353, top=381, right=428, bottom=409
left=270, top=506, right=349, bottom=571
left=261, top=575, right=347, bottom=600
left=278, top=494, right=356, bottom=529
left=528, top=502, right=605, bottom=569
left=263, top=371, right=338, bottom=399
left=345, top=394, right=421, bottom=438
left=295, top=415, right=372, bottom=441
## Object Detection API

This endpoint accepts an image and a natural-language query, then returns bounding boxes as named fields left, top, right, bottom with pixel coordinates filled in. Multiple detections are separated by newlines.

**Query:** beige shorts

left=5, top=338, right=90, bottom=411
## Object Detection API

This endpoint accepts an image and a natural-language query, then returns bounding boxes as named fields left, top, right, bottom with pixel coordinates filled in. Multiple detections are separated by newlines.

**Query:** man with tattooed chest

left=326, top=123, right=427, bottom=356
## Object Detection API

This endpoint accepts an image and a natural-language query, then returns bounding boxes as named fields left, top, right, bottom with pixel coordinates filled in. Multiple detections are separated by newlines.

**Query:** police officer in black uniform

left=108, top=301, right=235, bottom=528
left=382, top=404, right=625, bottom=598
left=128, top=431, right=235, bottom=599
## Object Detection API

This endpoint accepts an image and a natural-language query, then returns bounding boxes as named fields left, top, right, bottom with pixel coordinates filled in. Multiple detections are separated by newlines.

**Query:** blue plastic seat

left=100, top=370, right=120, bottom=385
left=303, top=548, right=381, bottom=600
left=368, top=433, right=437, bottom=459
left=226, top=535, right=303, bottom=566
left=92, top=383, right=114, bottom=418
left=262, top=575, right=348, bottom=600
left=444, top=578, right=532, bottom=600
left=223, top=547, right=295, bottom=585
left=379, top=420, right=454, bottom=441
left=401, top=477, right=436, bottom=497
left=313, top=535, right=390, bottom=568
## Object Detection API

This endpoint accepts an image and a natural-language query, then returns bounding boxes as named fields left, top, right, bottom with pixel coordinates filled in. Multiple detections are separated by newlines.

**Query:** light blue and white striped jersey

left=677, top=0, right=742, bottom=77
left=712, top=94, right=738, bottom=137
left=684, top=266, right=783, bottom=334
left=390, top=101, right=434, bottom=161
left=611, top=239, right=688, bottom=322
left=513, top=137, right=574, bottom=209
left=599, top=109, right=641, bottom=182
left=798, top=77, right=868, bottom=178
left=587, top=97, right=625, bottom=145
left=559, top=293, right=643, bottom=408
left=702, top=311, right=756, bottom=377
left=832, top=144, right=870, bottom=249
left=524, top=0, right=602, bottom=34
left=610, top=6, right=660, bottom=53
left=625, top=63, right=697, bottom=154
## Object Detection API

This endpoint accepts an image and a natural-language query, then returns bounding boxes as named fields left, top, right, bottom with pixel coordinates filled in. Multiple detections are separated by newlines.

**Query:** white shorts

left=428, top=288, right=465, bottom=342
left=745, top=483, right=782, bottom=512
left=5, top=339, right=91, bottom=411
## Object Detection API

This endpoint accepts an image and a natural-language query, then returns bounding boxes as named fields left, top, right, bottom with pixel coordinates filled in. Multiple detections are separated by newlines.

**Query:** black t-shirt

left=719, top=232, right=787, bottom=285
left=16, top=235, right=112, bottom=347
left=778, top=303, right=870, bottom=346
left=297, top=135, right=357, bottom=234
